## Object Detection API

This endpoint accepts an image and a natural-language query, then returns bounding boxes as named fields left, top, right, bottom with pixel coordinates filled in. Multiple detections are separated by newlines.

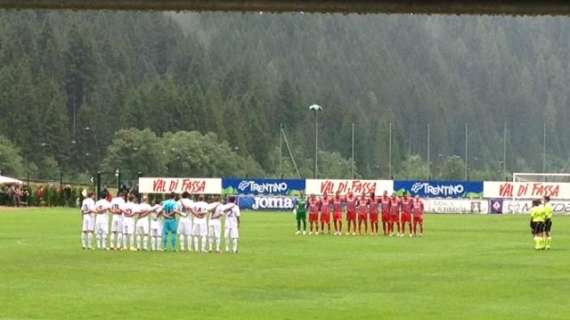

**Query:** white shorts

left=123, top=217, right=135, bottom=235
left=95, top=214, right=109, bottom=235
left=224, top=223, right=239, bottom=239
left=177, top=217, right=193, bottom=236
left=150, top=219, right=162, bottom=237
left=136, top=217, right=149, bottom=235
left=193, top=220, right=208, bottom=237
left=111, top=215, right=123, bottom=233
left=208, top=219, right=222, bottom=238
left=82, top=214, right=94, bottom=232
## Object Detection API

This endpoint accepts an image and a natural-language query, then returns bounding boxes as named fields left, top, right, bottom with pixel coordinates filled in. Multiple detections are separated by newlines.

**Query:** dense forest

left=0, top=10, right=569, bottom=182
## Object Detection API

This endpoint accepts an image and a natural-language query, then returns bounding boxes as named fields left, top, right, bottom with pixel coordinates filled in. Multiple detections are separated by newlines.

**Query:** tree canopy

left=1, top=11, right=568, bottom=181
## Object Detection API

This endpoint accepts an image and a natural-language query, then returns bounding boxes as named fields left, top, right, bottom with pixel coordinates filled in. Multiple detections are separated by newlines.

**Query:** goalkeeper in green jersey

left=294, top=193, right=308, bottom=235
left=543, top=196, right=553, bottom=250
left=530, top=199, right=546, bottom=250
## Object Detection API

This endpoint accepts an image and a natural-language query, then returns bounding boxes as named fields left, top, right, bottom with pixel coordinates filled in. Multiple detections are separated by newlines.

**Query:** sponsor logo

left=491, top=199, right=503, bottom=214
left=499, top=183, right=560, bottom=198
left=504, top=201, right=570, bottom=214
left=237, top=180, right=289, bottom=194
left=320, top=180, right=377, bottom=195
left=410, top=182, right=465, bottom=197
left=426, top=199, right=488, bottom=214
left=151, top=178, right=206, bottom=193
left=251, top=196, right=295, bottom=210
left=139, top=177, right=221, bottom=194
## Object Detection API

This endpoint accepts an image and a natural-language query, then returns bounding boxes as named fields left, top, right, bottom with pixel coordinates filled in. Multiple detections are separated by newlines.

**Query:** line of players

left=80, top=191, right=241, bottom=253
left=299, top=191, right=425, bottom=237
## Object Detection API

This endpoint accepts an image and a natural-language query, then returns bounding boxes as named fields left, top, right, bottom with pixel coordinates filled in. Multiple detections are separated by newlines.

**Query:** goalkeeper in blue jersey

left=161, top=193, right=180, bottom=251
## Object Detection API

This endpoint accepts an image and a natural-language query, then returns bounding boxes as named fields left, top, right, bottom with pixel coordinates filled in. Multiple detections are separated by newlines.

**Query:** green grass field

left=1, top=208, right=569, bottom=320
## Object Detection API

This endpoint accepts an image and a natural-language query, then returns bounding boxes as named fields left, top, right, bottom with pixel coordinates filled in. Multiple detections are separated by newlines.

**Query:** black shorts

left=533, top=222, right=545, bottom=234
left=545, top=219, right=552, bottom=233
left=530, top=221, right=536, bottom=234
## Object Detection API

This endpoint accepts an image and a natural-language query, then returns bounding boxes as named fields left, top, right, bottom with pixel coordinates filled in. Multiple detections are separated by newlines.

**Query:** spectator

left=119, top=184, right=129, bottom=195
left=36, top=185, right=46, bottom=206
left=15, top=185, right=22, bottom=207
left=8, top=185, right=15, bottom=206
left=21, top=185, right=30, bottom=206
left=64, top=185, right=72, bottom=207
left=102, top=186, right=110, bottom=200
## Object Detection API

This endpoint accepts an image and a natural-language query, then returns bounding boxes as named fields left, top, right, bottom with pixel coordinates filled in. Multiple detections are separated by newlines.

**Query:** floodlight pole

left=464, top=123, right=469, bottom=180
left=503, top=120, right=507, bottom=178
left=309, top=104, right=322, bottom=179
left=427, top=123, right=431, bottom=180
left=96, top=171, right=102, bottom=199
left=543, top=120, right=546, bottom=173
left=281, top=126, right=301, bottom=177
left=115, top=168, right=121, bottom=192
left=279, top=123, right=283, bottom=178
left=314, top=109, right=318, bottom=179
left=351, top=122, right=355, bottom=179
left=388, top=121, right=392, bottom=178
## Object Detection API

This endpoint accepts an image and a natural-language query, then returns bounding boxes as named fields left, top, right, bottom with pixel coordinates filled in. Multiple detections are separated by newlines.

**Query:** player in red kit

left=400, top=192, right=413, bottom=237
left=368, top=192, right=379, bottom=235
left=390, top=194, right=401, bottom=237
left=308, top=194, right=320, bottom=235
left=380, top=191, right=391, bottom=236
left=357, top=193, right=368, bottom=235
left=332, top=192, right=344, bottom=236
left=320, top=193, right=332, bottom=235
left=345, top=192, right=357, bottom=235
left=412, top=195, right=425, bottom=237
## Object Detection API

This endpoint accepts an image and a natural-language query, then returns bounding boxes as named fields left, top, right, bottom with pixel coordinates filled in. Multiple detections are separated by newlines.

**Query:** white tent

left=0, top=175, right=23, bottom=185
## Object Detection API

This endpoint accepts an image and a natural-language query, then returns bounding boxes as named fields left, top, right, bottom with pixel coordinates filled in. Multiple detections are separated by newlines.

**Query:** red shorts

left=390, top=214, right=399, bottom=223
left=382, top=213, right=390, bottom=222
left=334, top=212, right=342, bottom=221
left=309, top=213, right=319, bottom=223
left=414, top=215, right=424, bottom=223
left=358, top=213, right=367, bottom=221
left=369, top=213, right=379, bottom=223
left=320, top=213, right=331, bottom=223
left=347, top=211, right=357, bottom=221
left=401, top=213, right=412, bottom=223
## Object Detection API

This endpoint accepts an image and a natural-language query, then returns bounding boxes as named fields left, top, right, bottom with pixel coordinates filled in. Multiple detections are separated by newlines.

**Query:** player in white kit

left=192, top=195, right=209, bottom=253
left=149, top=200, right=163, bottom=251
left=110, top=192, right=126, bottom=250
left=94, top=193, right=111, bottom=250
left=223, top=195, right=241, bottom=254
left=121, top=195, right=138, bottom=251
left=135, top=196, right=152, bottom=251
left=177, top=192, right=194, bottom=251
left=80, top=192, right=96, bottom=250
left=207, top=196, right=224, bottom=253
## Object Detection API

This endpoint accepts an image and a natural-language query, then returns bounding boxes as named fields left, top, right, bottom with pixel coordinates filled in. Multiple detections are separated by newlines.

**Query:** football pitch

left=1, top=209, right=569, bottom=320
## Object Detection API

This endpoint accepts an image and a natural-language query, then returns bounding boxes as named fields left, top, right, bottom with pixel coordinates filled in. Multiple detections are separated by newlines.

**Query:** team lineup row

left=294, top=192, right=425, bottom=237
left=80, top=192, right=241, bottom=253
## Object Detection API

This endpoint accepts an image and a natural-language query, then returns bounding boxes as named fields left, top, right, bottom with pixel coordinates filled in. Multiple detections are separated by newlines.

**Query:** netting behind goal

left=513, top=172, right=570, bottom=183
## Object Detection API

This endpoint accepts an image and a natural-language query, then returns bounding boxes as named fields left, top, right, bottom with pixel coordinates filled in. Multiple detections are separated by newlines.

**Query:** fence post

left=96, top=171, right=102, bottom=199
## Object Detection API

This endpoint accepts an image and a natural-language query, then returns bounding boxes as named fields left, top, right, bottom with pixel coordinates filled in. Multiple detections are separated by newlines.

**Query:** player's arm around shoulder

left=223, top=203, right=235, bottom=213
left=231, top=205, right=241, bottom=228
left=139, top=206, right=150, bottom=218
